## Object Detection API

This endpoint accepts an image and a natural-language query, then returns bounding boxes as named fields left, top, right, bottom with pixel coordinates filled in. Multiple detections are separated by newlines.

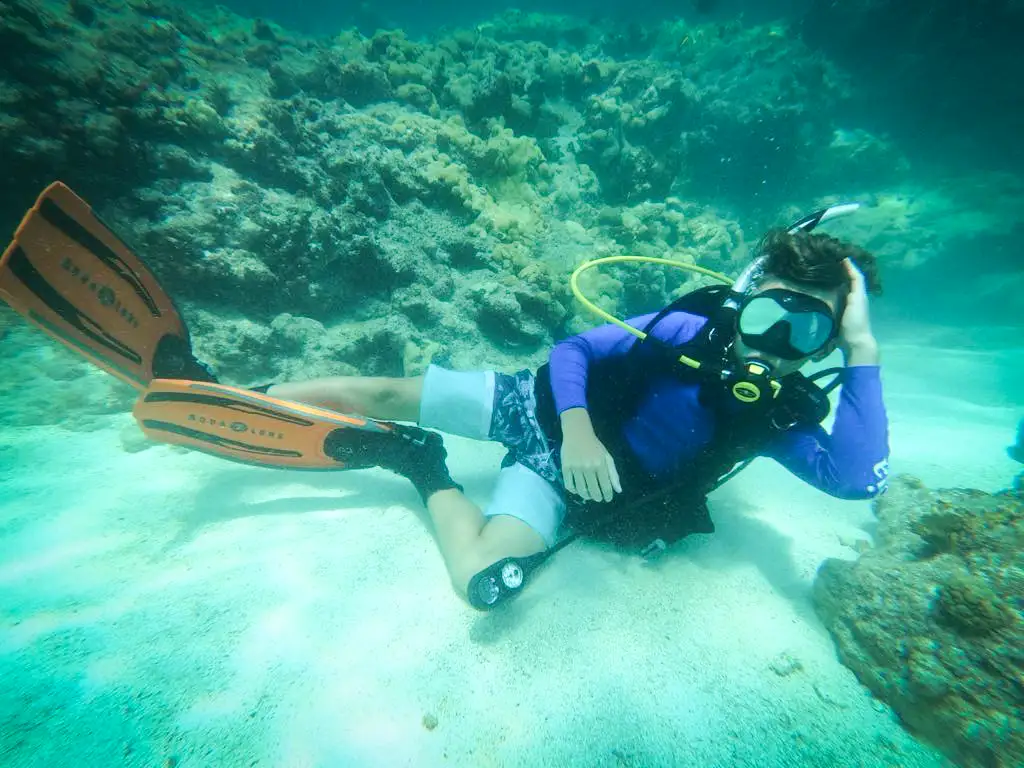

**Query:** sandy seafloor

left=1, top=316, right=1020, bottom=768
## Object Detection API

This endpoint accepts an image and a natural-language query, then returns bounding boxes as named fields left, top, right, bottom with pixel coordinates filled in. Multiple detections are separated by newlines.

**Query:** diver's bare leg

left=267, top=376, right=424, bottom=422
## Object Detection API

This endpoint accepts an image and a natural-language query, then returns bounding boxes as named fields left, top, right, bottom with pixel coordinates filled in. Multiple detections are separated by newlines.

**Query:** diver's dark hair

left=757, top=229, right=883, bottom=296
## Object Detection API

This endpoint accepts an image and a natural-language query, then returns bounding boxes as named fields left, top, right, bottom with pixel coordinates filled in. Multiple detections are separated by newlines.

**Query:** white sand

left=1, top=326, right=1019, bottom=767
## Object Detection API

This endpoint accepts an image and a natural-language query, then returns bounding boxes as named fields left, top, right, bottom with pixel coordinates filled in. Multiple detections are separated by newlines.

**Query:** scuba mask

left=737, top=288, right=838, bottom=361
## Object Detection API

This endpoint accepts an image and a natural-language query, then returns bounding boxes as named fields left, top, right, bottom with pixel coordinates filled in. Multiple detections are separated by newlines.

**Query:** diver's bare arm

left=843, top=336, right=880, bottom=367
left=838, top=259, right=879, bottom=367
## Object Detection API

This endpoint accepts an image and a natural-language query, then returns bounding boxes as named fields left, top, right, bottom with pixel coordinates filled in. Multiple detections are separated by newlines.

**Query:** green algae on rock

left=814, top=475, right=1024, bottom=768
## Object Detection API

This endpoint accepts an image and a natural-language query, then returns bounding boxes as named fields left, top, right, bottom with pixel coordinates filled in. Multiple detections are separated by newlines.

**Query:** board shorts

left=418, top=364, right=566, bottom=547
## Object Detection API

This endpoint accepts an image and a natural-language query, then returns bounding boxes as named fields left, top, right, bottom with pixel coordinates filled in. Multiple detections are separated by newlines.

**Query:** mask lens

left=738, top=296, right=787, bottom=335
left=787, top=311, right=834, bottom=354
left=739, top=291, right=835, bottom=358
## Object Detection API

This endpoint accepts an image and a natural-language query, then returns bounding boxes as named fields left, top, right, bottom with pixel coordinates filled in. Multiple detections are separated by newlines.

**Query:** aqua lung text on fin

left=187, top=413, right=285, bottom=439
left=60, top=256, right=140, bottom=329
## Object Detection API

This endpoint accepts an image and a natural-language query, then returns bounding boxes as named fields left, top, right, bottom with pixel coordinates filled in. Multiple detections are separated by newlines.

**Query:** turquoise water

left=1, top=1, right=1021, bottom=766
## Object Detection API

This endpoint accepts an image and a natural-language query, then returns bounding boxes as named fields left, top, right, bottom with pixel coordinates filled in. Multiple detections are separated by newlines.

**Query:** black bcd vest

left=534, top=286, right=835, bottom=550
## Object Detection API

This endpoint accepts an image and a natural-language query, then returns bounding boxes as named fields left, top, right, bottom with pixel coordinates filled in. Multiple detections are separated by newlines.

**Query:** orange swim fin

left=0, top=182, right=212, bottom=389
left=133, top=379, right=406, bottom=470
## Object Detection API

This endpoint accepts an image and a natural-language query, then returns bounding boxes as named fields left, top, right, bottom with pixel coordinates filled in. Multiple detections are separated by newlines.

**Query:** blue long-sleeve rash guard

left=548, top=311, right=891, bottom=499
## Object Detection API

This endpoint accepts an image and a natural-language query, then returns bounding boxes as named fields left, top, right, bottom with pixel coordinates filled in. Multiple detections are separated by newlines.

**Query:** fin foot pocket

left=325, top=423, right=463, bottom=502
left=152, top=333, right=217, bottom=382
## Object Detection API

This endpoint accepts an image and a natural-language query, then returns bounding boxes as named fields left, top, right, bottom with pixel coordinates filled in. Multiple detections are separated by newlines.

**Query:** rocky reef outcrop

left=814, top=475, right=1023, bottom=768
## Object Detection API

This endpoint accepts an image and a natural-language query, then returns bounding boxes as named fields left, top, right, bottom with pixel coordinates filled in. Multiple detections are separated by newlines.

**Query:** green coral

left=913, top=492, right=1024, bottom=557
left=165, top=97, right=226, bottom=138
left=395, top=83, right=439, bottom=115
left=935, top=571, right=1015, bottom=636
left=912, top=511, right=970, bottom=556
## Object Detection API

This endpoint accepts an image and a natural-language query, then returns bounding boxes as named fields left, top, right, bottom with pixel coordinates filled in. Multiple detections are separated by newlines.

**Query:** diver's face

left=732, top=278, right=843, bottom=375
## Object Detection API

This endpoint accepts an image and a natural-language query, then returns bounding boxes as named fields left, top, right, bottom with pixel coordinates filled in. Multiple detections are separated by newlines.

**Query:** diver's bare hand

left=560, top=431, right=622, bottom=503
left=839, top=258, right=879, bottom=365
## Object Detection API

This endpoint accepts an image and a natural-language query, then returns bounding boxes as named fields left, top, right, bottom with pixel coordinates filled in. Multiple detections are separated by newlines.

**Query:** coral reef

left=1, top=0, right=802, bottom=402
left=813, top=475, right=1023, bottom=768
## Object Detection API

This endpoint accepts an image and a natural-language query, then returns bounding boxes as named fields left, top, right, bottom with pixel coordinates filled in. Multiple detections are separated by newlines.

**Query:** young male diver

left=1, top=183, right=889, bottom=611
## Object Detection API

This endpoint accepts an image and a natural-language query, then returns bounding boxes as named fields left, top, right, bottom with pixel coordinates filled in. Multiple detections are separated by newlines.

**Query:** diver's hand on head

left=559, top=408, right=622, bottom=503
left=839, top=258, right=880, bottom=366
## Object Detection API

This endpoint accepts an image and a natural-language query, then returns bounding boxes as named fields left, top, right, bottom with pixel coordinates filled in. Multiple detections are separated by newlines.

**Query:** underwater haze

left=1, top=0, right=1022, bottom=767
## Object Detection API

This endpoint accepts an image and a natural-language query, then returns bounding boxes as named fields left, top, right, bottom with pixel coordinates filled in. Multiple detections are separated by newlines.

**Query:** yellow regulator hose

left=569, top=255, right=735, bottom=370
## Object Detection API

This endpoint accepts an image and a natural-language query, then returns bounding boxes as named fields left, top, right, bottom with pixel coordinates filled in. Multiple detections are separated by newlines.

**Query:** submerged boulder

left=814, top=475, right=1023, bottom=768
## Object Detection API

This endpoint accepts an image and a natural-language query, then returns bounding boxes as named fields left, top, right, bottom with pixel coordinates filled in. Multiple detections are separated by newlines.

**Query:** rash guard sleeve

left=764, top=365, right=891, bottom=499
left=547, top=313, right=705, bottom=415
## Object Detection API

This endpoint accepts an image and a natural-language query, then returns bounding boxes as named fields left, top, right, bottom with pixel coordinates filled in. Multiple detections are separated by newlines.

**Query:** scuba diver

left=1, top=184, right=888, bottom=611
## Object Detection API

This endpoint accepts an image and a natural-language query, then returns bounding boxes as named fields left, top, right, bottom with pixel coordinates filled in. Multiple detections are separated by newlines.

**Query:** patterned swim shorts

left=489, top=369, right=561, bottom=486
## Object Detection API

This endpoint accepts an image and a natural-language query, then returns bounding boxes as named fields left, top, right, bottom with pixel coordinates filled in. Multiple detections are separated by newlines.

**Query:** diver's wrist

left=560, top=407, right=596, bottom=437
left=842, top=336, right=880, bottom=366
